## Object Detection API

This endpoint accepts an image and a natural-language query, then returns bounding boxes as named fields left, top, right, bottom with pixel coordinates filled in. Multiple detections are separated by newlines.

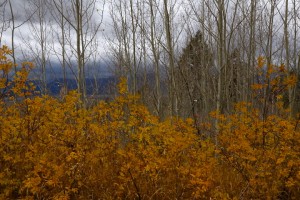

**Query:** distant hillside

left=29, top=77, right=117, bottom=96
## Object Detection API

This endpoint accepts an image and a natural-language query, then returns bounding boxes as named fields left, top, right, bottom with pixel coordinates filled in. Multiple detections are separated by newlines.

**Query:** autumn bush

left=213, top=102, right=300, bottom=199
left=212, top=58, right=300, bottom=199
left=0, top=46, right=299, bottom=199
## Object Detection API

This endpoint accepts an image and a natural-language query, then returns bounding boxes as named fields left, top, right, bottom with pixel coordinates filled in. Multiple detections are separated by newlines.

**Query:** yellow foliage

left=0, top=47, right=299, bottom=199
left=257, top=56, right=265, bottom=68
left=118, top=76, right=128, bottom=95
left=0, top=71, right=217, bottom=199
left=215, top=103, right=300, bottom=199
left=252, top=56, right=298, bottom=116
left=251, top=83, right=264, bottom=90
left=283, top=74, right=297, bottom=87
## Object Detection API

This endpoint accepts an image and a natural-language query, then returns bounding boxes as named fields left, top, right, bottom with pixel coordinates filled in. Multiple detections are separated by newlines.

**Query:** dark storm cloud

left=2, top=0, right=72, bottom=25
left=0, top=0, right=27, bottom=24
left=1, top=0, right=112, bottom=63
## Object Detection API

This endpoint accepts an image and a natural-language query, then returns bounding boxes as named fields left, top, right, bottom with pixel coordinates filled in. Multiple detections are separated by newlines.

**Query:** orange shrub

left=215, top=102, right=300, bottom=199
left=1, top=47, right=299, bottom=199
left=0, top=52, right=217, bottom=199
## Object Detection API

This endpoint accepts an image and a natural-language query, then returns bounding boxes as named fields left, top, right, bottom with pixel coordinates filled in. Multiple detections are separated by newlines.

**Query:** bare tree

left=0, top=0, right=9, bottom=44
left=147, top=0, right=163, bottom=117
left=3, top=0, right=34, bottom=72
left=292, top=0, right=300, bottom=115
left=19, top=0, right=51, bottom=94
left=48, top=0, right=69, bottom=94
left=53, top=0, right=105, bottom=104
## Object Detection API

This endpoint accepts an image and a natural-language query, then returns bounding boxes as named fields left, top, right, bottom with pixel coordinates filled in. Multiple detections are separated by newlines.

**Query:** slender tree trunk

left=60, top=0, right=67, bottom=93
left=263, top=0, right=275, bottom=119
left=149, top=0, right=162, bottom=118
left=284, top=0, right=293, bottom=116
left=163, top=0, right=177, bottom=118
left=292, top=0, right=299, bottom=115
left=129, top=0, right=137, bottom=96
left=215, top=0, right=226, bottom=147
left=8, top=0, right=16, bottom=72
left=216, top=0, right=225, bottom=115
left=39, top=8, right=47, bottom=94
left=75, top=0, right=85, bottom=105
left=248, top=0, right=257, bottom=102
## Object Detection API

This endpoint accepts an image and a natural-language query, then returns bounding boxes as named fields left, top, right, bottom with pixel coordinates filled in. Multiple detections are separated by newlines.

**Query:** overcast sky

left=0, top=0, right=113, bottom=64
left=0, top=0, right=258, bottom=63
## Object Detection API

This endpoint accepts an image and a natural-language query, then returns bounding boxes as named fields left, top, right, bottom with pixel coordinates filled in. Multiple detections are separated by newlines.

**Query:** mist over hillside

left=27, top=60, right=113, bottom=81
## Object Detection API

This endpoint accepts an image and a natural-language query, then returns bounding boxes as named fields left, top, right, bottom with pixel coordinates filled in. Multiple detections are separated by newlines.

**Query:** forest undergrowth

left=0, top=46, right=299, bottom=199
